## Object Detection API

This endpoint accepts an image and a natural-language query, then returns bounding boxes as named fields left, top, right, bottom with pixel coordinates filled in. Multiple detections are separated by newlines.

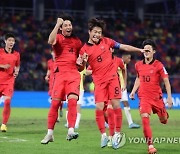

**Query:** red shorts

left=139, top=98, right=167, bottom=118
left=51, top=71, right=80, bottom=100
left=0, top=84, right=14, bottom=97
left=94, top=76, right=121, bottom=102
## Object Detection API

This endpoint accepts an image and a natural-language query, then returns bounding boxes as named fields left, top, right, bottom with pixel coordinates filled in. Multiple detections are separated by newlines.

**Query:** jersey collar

left=143, top=58, right=155, bottom=65
left=4, top=48, right=14, bottom=54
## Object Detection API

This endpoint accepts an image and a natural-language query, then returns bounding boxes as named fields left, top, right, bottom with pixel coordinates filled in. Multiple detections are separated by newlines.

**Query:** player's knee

left=141, top=113, right=150, bottom=118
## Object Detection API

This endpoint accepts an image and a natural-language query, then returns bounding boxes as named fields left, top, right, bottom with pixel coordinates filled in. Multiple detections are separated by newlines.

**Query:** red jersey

left=52, top=34, right=82, bottom=72
left=47, top=59, right=55, bottom=86
left=0, top=48, right=20, bottom=84
left=135, top=59, right=168, bottom=100
left=80, top=37, right=117, bottom=84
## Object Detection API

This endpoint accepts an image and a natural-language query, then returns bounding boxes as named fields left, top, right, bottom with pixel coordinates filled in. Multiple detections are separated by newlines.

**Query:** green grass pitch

left=0, top=108, right=179, bottom=154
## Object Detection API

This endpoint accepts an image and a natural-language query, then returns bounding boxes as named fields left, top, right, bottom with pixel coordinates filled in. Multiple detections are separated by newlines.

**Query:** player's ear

left=153, top=50, right=156, bottom=53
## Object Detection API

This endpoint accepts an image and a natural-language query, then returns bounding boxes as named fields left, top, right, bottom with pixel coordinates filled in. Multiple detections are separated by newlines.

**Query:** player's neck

left=145, top=57, right=153, bottom=64
left=5, top=47, right=12, bottom=53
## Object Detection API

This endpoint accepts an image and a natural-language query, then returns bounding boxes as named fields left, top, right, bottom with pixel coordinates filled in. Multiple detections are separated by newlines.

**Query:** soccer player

left=65, top=69, right=86, bottom=129
left=129, top=39, right=173, bottom=154
left=0, top=33, right=20, bottom=132
left=119, top=53, right=140, bottom=129
left=77, top=18, right=144, bottom=149
left=45, top=50, right=63, bottom=122
left=41, top=14, right=82, bottom=144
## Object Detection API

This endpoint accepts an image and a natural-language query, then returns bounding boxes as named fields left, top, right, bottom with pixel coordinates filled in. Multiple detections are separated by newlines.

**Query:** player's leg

left=75, top=90, right=84, bottom=129
left=41, top=76, right=63, bottom=144
left=1, top=84, right=14, bottom=132
left=65, top=74, right=80, bottom=141
left=66, top=94, right=79, bottom=141
left=109, top=77, right=123, bottom=149
left=106, top=103, right=115, bottom=147
left=121, top=90, right=140, bottom=128
left=1, top=96, right=11, bottom=132
left=94, top=82, right=109, bottom=148
left=59, top=101, right=63, bottom=117
left=140, top=101, right=157, bottom=154
left=103, top=101, right=109, bottom=128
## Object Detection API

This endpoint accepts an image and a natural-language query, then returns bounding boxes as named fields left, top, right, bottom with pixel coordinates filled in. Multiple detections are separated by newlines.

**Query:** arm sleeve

left=159, top=63, right=168, bottom=78
left=15, top=53, right=20, bottom=66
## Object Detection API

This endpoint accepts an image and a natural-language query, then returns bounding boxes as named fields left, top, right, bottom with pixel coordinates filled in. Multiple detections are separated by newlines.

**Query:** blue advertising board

left=0, top=91, right=180, bottom=109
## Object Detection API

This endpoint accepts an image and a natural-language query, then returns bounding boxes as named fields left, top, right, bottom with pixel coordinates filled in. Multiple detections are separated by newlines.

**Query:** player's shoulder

left=135, top=60, right=143, bottom=66
left=13, top=50, right=20, bottom=56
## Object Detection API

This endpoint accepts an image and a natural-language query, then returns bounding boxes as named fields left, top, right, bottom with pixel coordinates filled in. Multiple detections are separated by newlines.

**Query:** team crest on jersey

left=100, top=46, right=105, bottom=52
left=163, top=67, right=168, bottom=74
left=150, top=70, right=154, bottom=73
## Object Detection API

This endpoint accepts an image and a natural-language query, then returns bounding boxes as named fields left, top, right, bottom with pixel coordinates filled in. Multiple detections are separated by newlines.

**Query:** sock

left=47, top=129, right=53, bottom=135
left=67, top=98, right=77, bottom=128
left=142, top=117, right=153, bottom=145
left=124, top=107, right=133, bottom=125
left=114, top=108, right=122, bottom=132
left=75, top=113, right=81, bottom=128
left=68, top=127, right=74, bottom=134
left=48, top=100, right=60, bottom=129
left=66, top=110, right=68, bottom=126
left=96, top=110, right=105, bottom=134
left=2, top=99, right=11, bottom=124
left=107, top=108, right=115, bottom=136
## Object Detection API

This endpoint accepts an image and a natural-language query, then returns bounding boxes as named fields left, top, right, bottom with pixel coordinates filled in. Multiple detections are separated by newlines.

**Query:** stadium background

left=0, top=0, right=179, bottom=108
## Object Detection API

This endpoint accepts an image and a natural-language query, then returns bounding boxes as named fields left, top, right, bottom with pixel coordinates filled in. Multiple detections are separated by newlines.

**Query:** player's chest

left=0, top=53, right=17, bottom=64
left=139, top=65, right=159, bottom=76
left=86, top=44, right=111, bottom=60
left=60, top=39, right=79, bottom=54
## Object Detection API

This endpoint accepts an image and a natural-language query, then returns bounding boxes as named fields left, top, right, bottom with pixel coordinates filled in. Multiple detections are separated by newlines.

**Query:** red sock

left=67, top=98, right=77, bottom=128
left=2, top=99, right=11, bottom=124
left=114, top=108, right=122, bottom=132
left=96, top=110, right=105, bottom=134
left=107, top=108, right=115, bottom=136
left=142, top=117, right=153, bottom=145
left=48, top=100, right=60, bottom=129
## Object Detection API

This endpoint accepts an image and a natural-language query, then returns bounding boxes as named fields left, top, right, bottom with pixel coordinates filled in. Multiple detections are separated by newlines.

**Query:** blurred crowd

left=0, top=13, right=179, bottom=93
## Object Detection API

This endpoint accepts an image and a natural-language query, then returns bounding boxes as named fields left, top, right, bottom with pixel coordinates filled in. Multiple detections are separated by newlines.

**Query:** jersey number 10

left=142, top=75, right=150, bottom=82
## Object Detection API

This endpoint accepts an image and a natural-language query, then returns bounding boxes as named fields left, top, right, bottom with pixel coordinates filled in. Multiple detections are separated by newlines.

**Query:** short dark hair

left=142, top=39, right=156, bottom=50
left=88, top=18, right=106, bottom=32
left=59, top=13, right=73, bottom=23
left=5, top=33, right=15, bottom=40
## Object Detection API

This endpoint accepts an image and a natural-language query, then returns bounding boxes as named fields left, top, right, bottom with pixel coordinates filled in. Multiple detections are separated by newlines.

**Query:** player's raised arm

left=114, top=42, right=144, bottom=53
left=129, top=77, right=140, bottom=100
left=48, top=18, right=64, bottom=45
left=163, top=77, right=173, bottom=108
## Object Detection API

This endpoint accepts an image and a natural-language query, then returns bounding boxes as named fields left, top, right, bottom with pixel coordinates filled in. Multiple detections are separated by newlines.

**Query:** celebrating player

left=41, top=14, right=83, bottom=144
left=0, top=33, right=20, bottom=132
left=129, top=39, right=173, bottom=154
left=77, top=18, right=144, bottom=149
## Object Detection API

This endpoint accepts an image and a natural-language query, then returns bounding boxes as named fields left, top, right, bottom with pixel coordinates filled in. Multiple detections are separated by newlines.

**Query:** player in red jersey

left=41, top=14, right=83, bottom=144
left=129, top=39, right=173, bottom=154
left=77, top=18, right=144, bottom=149
left=45, top=50, right=63, bottom=122
left=0, top=33, right=20, bottom=132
